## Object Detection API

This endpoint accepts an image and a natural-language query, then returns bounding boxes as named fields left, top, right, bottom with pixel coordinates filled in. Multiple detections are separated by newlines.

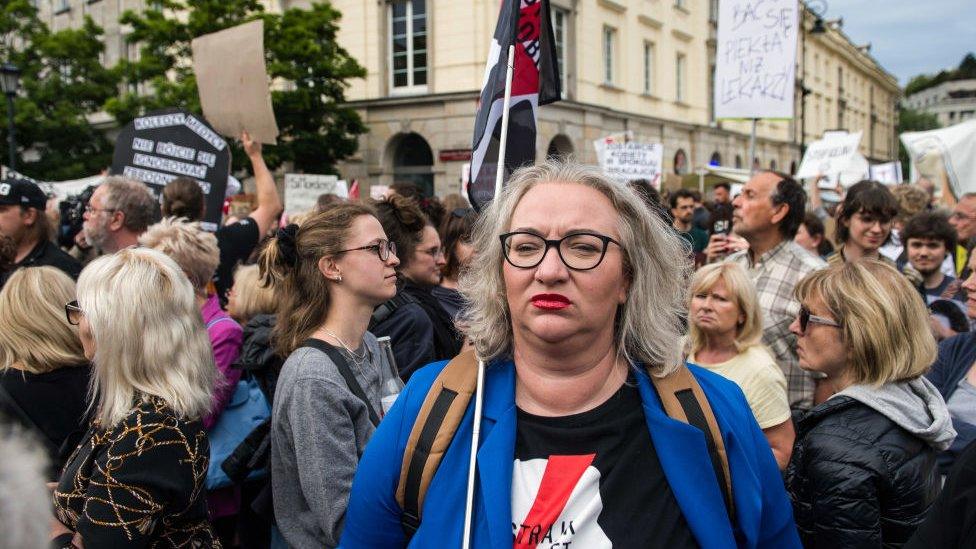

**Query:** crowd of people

left=2, top=144, right=976, bottom=548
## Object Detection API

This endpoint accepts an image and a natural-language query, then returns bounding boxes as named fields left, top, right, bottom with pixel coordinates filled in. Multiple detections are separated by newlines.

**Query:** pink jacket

left=200, top=294, right=244, bottom=430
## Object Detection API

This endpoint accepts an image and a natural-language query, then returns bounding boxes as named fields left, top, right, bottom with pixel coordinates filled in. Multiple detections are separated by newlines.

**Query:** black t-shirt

left=513, top=380, right=698, bottom=548
left=0, top=365, right=92, bottom=476
left=213, top=217, right=260, bottom=301
left=0, top=239, right=82, bottom=289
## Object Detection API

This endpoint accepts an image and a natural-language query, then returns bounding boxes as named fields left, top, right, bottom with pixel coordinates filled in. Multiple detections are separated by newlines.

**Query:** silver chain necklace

left=319, top=327, right=369, bottom=365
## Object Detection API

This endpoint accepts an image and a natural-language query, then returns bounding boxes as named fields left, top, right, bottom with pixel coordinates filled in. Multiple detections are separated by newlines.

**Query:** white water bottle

left=376, top=336, right=404, bottom=415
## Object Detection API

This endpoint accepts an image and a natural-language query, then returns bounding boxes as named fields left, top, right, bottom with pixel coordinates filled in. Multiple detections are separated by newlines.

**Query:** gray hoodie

left=835, top=376, right=957, bottom=451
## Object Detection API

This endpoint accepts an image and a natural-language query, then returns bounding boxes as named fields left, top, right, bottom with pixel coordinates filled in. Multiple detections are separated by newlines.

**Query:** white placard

left=869, top=162, right=903, bottom=185
left=284, top=173, right=348, bottom=216
left=593, top=139, right=664, bottom=189
left=796, top=131, right=863, bottom=179
left=714, top=0, right=798, bottom=119
left=901, top=120, right=976, bottom=198
left=370, top=185, right=390, bottom=200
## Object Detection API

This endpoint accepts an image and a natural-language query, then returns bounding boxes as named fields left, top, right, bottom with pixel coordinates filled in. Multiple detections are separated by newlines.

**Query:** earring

left=336, top=275, right=342, bottom=283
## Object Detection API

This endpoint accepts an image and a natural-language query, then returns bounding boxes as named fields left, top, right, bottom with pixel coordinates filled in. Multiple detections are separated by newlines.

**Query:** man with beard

left=903, top=211, right=968, bottom=341
left=950, top=193, right=976, bottom=278
left=670, top=188, right=708, bottom=253
left=82, top=176, right=159, bottom=255
left=0, top=178, right=80, bottom=288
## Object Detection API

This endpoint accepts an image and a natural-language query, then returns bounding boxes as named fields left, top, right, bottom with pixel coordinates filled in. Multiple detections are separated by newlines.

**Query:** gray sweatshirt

left=836, top=376, right=957, bottom=451
left=271, top=334, right=384, bottom=549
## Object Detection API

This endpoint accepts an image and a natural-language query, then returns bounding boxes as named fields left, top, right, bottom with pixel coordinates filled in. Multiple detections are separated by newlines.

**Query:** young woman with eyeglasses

left=371, top=194, right=464, bottom=381
left=786, top=260, right=955, bottom=547
left=258, top=203, right=400, bottom=549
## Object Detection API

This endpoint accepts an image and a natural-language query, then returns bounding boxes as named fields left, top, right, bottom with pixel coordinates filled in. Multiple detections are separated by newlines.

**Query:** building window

left=676, top=53, right=686, bottom=102
left=389, top=0, right=427, bottom=92
left=56, top=0, right=70, bottom=12
left=643, top=42, right=655, bottom=95
left=675, top=0, right=685, bottom=9
left=552, top=6, right=568, bottom=97
left=602, top=26, right=615, bottom=85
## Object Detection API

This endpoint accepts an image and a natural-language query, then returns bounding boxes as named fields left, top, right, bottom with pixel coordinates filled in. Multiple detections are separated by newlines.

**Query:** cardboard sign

left=714, top=0, right=798, bottom=119
left=593, top=139, right=664, bottom=189
left=869, top=161, right=903, bottom=185
left=796, top=131, right=863, bottom=179
left=192, top=20, right=279, bottom=145
left=284, top=173, right=349, bottom=216
left=110, top=109, right=230, bottom=231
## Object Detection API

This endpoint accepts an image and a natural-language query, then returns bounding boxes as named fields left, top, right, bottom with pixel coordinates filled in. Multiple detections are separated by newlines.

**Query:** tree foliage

left=0, top=1, right=119, bottom=180
left=904, top=53, right=976, bottom=97
left=108, top=0, right=367, bottom=174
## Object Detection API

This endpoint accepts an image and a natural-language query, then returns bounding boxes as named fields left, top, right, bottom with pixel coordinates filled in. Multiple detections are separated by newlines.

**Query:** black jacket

left=786, top=396, right=942, bottom=548
left=906, top=440, right=976, bottom=548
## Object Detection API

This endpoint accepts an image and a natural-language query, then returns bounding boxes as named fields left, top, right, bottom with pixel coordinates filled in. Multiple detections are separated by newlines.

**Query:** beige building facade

left=35, top=0, right=901, bottom=195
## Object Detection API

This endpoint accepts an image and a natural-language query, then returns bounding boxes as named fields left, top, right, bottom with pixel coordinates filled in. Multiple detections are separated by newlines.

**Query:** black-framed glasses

left=499, top=231, right=621, bottom=271
left=336, top=239, right=397, bottom=262
left=798, top=305, right=841, bottom=334
left=65, top=300, right=83, bottom=326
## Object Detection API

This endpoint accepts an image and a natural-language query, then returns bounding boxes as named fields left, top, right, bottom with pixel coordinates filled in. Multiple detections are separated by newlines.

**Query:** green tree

left=108, top=0, right=366, bottom=174
left=897, top=107, right=941, bottom=176
left=0, top=1, right=119, bottom=180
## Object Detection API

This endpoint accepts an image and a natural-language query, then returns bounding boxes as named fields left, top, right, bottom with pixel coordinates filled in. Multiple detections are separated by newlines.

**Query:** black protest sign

left=111, top=109, right=230, bottom=230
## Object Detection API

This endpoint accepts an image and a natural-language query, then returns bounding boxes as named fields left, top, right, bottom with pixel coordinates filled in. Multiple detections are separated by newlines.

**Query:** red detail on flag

left=513, top=454, right=596, bottom=549
left=348, top=179, right=360, bottom=199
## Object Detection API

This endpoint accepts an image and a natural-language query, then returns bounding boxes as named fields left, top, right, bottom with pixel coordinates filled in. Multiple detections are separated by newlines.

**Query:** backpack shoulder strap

left=649, top=364, right=735, bottom=523
left=370, top=292, right=418, bottom=330
left=301, top=338, right=381, bottom=427
left=396, top=350, right=479, bottom=539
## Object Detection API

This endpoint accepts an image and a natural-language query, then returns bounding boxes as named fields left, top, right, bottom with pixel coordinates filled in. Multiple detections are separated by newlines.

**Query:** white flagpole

left=462, top=44, right=514, bottom=549
left=493, top=44, right=517, bottom=199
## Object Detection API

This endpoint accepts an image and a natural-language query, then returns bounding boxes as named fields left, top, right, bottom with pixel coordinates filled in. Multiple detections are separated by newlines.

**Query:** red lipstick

left=531, top=293, right=571, bottom=310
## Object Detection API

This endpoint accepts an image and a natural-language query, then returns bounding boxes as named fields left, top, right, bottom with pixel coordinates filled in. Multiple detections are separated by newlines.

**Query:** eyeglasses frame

left=65, top=300, right=83, bottom=325
left=499, top=231, right=622, bottom=271
left=335, top=239, right=397, bottom=262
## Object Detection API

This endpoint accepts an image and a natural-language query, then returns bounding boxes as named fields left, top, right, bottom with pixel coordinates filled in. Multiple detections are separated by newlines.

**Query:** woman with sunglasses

left=786, top=260, right=955, bottom=548
left=342, top=162, right=799, bottom=547
left=259, top=203, right=400, bottom=549
left=371, top=195, right=464, bottom=381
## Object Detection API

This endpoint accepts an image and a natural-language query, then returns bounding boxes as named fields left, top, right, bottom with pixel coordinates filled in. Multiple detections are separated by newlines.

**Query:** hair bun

left=276, top=224, right=300, bottom=268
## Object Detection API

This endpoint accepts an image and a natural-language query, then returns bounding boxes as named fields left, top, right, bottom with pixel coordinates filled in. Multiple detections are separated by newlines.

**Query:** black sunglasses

left=798, top=305, right=841, bottom=334
left=65, top=300, right=83, bottom=326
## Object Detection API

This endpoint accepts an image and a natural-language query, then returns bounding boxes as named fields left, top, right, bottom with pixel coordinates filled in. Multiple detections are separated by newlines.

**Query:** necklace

left=319, top=327, right=368, bottom=363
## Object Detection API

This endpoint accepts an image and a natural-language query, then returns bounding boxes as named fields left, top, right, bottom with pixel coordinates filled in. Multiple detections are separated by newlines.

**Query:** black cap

left=0, top=178, right=47, bottom=210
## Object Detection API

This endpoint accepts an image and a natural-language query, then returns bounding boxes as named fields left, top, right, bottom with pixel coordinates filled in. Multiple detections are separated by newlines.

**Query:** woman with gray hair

left=341, top=161, right=800, bottom=547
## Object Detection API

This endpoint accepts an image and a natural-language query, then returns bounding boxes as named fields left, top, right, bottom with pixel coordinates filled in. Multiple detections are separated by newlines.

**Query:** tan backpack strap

left=396, top=350, right=479, bottom=538
left=650, top=364, right=735, bottom=522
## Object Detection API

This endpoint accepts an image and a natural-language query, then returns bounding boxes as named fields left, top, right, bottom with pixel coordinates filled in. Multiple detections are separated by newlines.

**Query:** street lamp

left=798, top=1, right=828, bottom=158
left=0, top=62, right=21, bottom=172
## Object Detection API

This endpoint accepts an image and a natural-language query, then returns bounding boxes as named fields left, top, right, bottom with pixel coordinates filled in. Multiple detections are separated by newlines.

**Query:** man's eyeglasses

left=65, top=300, right=84, bottom=326
left=84, top=205, right=117, bottom=215
left=499, top=231, right=621, bottom=271
left=798, top=305, right=841, bottom=334
left=336, top=240, right=397, bottom=262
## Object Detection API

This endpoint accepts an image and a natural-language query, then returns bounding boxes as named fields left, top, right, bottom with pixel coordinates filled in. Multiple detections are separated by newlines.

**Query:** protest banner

left=901, top=120, right=976, bottom=199
left=110, top=108, right=231, bottom=231
left=284, top=173, right=349, bottom=216
left=869, top=161, right=903, bottom=185
left=192, top=20, right=279, bottom=145
left=714, top=0, right=798, bottom=119
left=796, top=131, right=863, bottom=180
left=593, top=138, right=664, bottom=189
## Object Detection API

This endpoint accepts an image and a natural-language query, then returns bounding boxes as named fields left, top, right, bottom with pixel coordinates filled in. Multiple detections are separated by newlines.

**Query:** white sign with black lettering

left=284, top=174, right=348, bottom=216
left=594, top=140, right=664, bottom=189
left=796, top=131, right=864, bottom=179
left=714, top=0, right=798, bottom=119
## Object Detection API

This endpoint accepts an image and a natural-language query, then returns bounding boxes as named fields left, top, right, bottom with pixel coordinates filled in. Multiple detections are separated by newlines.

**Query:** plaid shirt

left=728, top=241, right=827, bottom=411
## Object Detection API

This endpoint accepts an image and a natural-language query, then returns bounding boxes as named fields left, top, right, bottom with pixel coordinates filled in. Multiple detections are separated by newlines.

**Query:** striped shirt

left=728, top=241, right=827, bottom=411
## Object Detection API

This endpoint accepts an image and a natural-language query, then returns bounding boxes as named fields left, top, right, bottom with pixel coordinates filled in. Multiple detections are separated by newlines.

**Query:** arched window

left=709, top=151, right=722, bottom=167
left=546, top=135, right=574, bottom=160
left=734, top=155, right=743, bottom=169
left=391, top=132, right=434, bottom=196
left=769, top=159, right=778, bottom=171
left=790, top=160, right=798, bottom=175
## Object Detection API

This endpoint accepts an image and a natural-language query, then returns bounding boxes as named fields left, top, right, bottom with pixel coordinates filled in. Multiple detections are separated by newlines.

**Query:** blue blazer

left=341, top=359, right=801, bottom=548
